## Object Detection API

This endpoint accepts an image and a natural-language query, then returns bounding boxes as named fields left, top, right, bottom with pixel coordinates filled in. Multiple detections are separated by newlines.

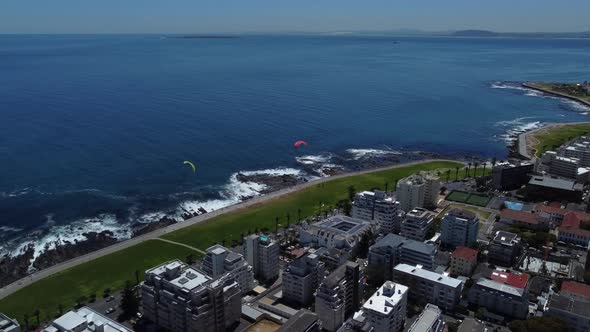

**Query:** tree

left=103, top=287, right=111, bottom=298
left=384, top=182, right=389, bottom=192
left=337, top=199, right=352, bottom=216
left=23, top=314, right=29, bottom=331
left=356, top=230, right=374, bottom=259
left=508, top=317, right=566, bottom=332
left=348, top=185, right=356, bottom=202
left=135, top=269, right=140, bottom=285
left=455, top=166, right=460, bottom=181
left=286, top=212, right=291, bottom=228
left=475, top=307, right=487, bottom=320
left=33, top=308, right=40, bottom=327
left=120, top=280, right=140, bottom=320
left=57, top=303, right=64, bottom=316
left=481, top=163, right=487, bottom=177
left=473, top=162, right=479, bottom=177
left=275, top=216, right=279, bottom=233
left=446, top=169, right=451, bottom=183
left=492, top=157, right=497, bottom=168
left=467, top=163, right=472, bottom=178
left=89, top=292, right=97, bottom=303
left=186, top=254, right=195, bottom=265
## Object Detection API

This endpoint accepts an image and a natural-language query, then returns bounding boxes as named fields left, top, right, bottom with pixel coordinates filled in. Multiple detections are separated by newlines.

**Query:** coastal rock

left=132, top=217, right=177, bottom=236
left=0, top=247, right=34, bottom=288
left=235, top=173, right=303, bottom=194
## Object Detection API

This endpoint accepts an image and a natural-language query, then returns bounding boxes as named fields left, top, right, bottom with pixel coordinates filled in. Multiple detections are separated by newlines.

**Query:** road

left=0, top=159, right=460, bottom=301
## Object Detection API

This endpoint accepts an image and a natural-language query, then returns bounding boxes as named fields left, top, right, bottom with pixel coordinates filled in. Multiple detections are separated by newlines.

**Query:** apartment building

left=467, top=278, right=528, bottom=319
left=450, top=246, right=478, bottom=277
left=392, top=264, right=463, bottom=312
left=487, top=231, right=521, bottom=266
left=141, top=260, right=241, bottom=332
left=42, top=307, right=132, bottom=332
left=202, top=244, right=255, bottom=294
left=362, top=281, right=408, bottom=332
left=408, top=304, right=445, bottom=332
left=283, top=252, right=326, bottom=306
left=299, top=215, right=373, bottom=252
left=315, top=262, right=361, bottom=332
left=352, top=190, right=404, bottom=234
left=401, top=208, right=434, bottom=241
left=368, top=233, right=437, bottom=281
left=440, top=208, right=479, bottom=248
left=396, top=173, right=441, bottom=212
left=492, top=162, right=533, bottom=191
left=546, top=294, right=590, bottom=332
left=244, top=234, right=280, bottom=283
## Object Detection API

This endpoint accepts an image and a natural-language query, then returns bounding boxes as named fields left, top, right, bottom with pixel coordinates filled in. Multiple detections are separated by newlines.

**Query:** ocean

left=1, top=34, right=590, bottom=261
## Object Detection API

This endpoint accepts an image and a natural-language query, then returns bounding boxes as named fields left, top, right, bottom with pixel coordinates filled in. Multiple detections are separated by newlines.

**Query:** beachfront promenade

left=0, top=159, right=460, bottom=301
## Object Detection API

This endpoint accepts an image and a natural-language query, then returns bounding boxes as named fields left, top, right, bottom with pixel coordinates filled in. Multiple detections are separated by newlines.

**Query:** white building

left=401, top=208, right=434, bottom=241
left=396, top=173, right=441, bottom=212
left=141, top=260, right=241, bottom=332
left=202, top=244, right=255, bottom=294
left=283, top=252, right=325, bottom=306
left=299, top=215, right=373, bottom=252
left=0, top=313, right=20, bottom=332
left=363, top=281, right=408, bottom=332
left=42, top=307, right=132, bottom=332
left=244, top=234, right=280, bottom=283
left=392, top=264, right=463, bottom=312
left=440, top=208, right=479, bottom=248
left=408, top=304, right=445, bottom=332
left=352, top=190, right=404, bottom=234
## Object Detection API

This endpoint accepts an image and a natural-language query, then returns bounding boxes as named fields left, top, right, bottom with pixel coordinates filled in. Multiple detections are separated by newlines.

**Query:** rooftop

left=500, top=209, right=539, bottom=225
left=393, top=264, right=463, bottom=288
left=493, top=231, right=519, bottom=245
left=490, top=271, right=529, bottom=289
left=445, top=208, right=477, bottom=221
left=408, top=304, right=442, bottom=332
left=548, top=294, right=590, bottom=317
left=407, top=207, right=432, bottom=219
left=451, top=247, right=478, bottom=263
left=312, top=215, right=371, bottom=236
left=363, top=281, right=408, bottom=315
left=528, top=175, right=582, bottom=191
left=371, top=233, right=436, bottom=256
left=277, top=310, right=319, bottom=332
left=0, top=313, right=19, bottom=332
left=457, top=318, right=486, bottom=332
left=474, top=278, right=524, bottom=297
left=535, top=205, right=567, bottom=216
left=45, top=307, right=133, bottom=332
left=561, top=281, right=590, bottom=299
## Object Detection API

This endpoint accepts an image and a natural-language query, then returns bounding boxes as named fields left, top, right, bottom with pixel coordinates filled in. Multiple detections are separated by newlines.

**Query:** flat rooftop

left=475, top=278, right=524, bottom=297
left=493, top=231, right=518, bottom=245
left=408, top=304, right=442, bottom=332
left=313, top=215, right=370, bottom=236
left=549, top=294, right=590, bottom=317
left=528, top=175, right=582, bottom=191
left=394, top=264, right=462, bottom=288
left=363, top=281, right=408, bottom=314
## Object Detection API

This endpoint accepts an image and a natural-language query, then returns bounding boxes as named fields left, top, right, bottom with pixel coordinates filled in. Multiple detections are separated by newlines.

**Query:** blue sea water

left=1, top=35, right=590, bottom=257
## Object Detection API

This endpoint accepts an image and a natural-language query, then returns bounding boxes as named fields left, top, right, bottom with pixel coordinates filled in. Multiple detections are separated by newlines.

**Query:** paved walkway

left=0, top=159, right=460, bottom=300
left=153, top=238, right=206, bottom=255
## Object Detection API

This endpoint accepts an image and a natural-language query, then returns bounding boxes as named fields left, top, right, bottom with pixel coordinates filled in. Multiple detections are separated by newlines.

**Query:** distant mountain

left=452, top=30, right=590, bottom=38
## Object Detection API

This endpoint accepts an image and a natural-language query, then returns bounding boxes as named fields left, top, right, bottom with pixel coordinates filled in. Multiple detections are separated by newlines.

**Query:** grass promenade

left=0, top=240, right=198, bottom=325
left=0, top=160, right=464, bottom=325
left=533, top=123, right=590, bottom=156
left=162, top=161, right=463, bottom=249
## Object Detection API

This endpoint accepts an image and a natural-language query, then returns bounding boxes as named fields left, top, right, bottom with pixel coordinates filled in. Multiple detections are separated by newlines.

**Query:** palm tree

left=33, top=309, right=40, bottom=327
left=474, top=162, right=479, bottom=178
left=275, top=216, right=279, bottom=233
left=384, top=182, right=389, bottom=192
left=58, top=303, right=64, bottom=315
left=455, top=166, right=460, bottom=181
left=482, top=162, right=487, bottom=177
left=297, top=208, right=302, bottom=223
left=446, top=170, right=451, bottom=183
left=467, top=163, right=472, bottom=178
left=23, top=314, right=29, bottom=331
left=492, top=156, right=497, bottom=168
left=286, top=212, right=291, bottom=228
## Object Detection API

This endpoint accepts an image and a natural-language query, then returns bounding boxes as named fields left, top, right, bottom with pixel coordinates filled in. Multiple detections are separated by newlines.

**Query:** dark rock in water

left=32, top=231, right=119, bottom=271
left=236, top=173, right=304, bottom=194
left=133, top=217, right=177, bottom=237
left=0, top=246, right=34, bottom=288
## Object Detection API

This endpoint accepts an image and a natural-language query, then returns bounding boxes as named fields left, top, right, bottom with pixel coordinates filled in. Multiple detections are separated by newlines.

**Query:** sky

left=1, top=0, right=589, bottom=34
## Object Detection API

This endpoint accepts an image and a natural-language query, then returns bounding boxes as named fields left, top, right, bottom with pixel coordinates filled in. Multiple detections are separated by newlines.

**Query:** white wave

left=0, top=226, right=23, bottom=233
left=239, top=167, right=302, bottom=177
left=295, top=153, right=333, bottom=165
left=561, top=99, right=590, bottom=113
left=6, top=214, right=132, bottom=271
left=315, top=163, right=345, bottom=177
left=495, top=117, right=543, bottom=144
left=346, top=148, right=402, bottom=160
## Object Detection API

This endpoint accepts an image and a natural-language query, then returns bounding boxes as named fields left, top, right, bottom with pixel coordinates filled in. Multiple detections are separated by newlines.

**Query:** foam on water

left=346, top=148, right=402, bottom=160
left=495, top=117, right=544, bottom=144
left=295, top=153, right=334, bottom=165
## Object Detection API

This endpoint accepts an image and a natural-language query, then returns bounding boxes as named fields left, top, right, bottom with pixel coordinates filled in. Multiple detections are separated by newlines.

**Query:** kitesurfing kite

left=294, top=140, right=308, bottom=149
left=183, top=161, right=196, bottom=173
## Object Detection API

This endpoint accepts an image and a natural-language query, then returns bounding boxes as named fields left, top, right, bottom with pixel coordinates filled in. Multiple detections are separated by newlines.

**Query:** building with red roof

left=535, top=205, right=567, bottom=225
left=490, top=271, right=529, bottom=289
left=558, top=211, right=590, bottom=247
left=499, top=209, right=545, bottom=228
left=450, top=246, right=478, bottom=276
left=561, top=281, right=590, bottom=301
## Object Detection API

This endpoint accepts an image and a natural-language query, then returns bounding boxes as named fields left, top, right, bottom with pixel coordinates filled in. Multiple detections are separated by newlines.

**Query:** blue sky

left=2, top=0, right=589, bottom=34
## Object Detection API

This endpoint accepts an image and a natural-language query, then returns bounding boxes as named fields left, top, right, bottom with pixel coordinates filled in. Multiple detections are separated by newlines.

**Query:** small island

left=523, top=81, right=590, bottom=106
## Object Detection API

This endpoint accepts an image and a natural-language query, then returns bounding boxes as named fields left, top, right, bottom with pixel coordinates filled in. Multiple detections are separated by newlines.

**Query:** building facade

left=492, top=162, right=533, bottom=191
left=315, top=262, right=361, bottom=332
left=487, top=231, right=521, bottom=266
left=202, top=244, right=255, bottom=294
left=244, top=234, right=280, bottom=283
left=440, top=208, right=479, bottom=248
left=401, top=208, right=434, bottom=242
left=352, top=190, right=404, bottom=234
left=408, top=304, right=445, bottom=332
left=368, top=234, right=437, bottom=281
left=392, top=264, right=463, bottom=312
left=141, top=260, right=241, bottom=332
left=362, top=281, right=408, bottom=332
left=299, top=215, right=374, bottom=252
left=467, top=278, right=528, bottom=320
left=396, top=173, right=441, bottom=212
left=450, top=246, right=478, bottom=277
left=283, top=252, right=325, bottom=306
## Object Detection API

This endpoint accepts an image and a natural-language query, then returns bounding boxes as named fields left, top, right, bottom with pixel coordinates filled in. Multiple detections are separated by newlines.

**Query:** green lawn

left=530, top=82, right=590, bottom=102
left=533, top=123, right=590, bottom=157
left=446, top=191, right=490, bottom=207
left=162, top=161, right=463, bottom=249
left=0, top=240, right=198, bottom=326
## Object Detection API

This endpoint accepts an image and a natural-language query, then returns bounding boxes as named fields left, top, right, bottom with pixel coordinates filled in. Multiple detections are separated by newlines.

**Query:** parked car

left=105, top=307, right=116, bottom=314
left=106, top=295, right=115, bottom=302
